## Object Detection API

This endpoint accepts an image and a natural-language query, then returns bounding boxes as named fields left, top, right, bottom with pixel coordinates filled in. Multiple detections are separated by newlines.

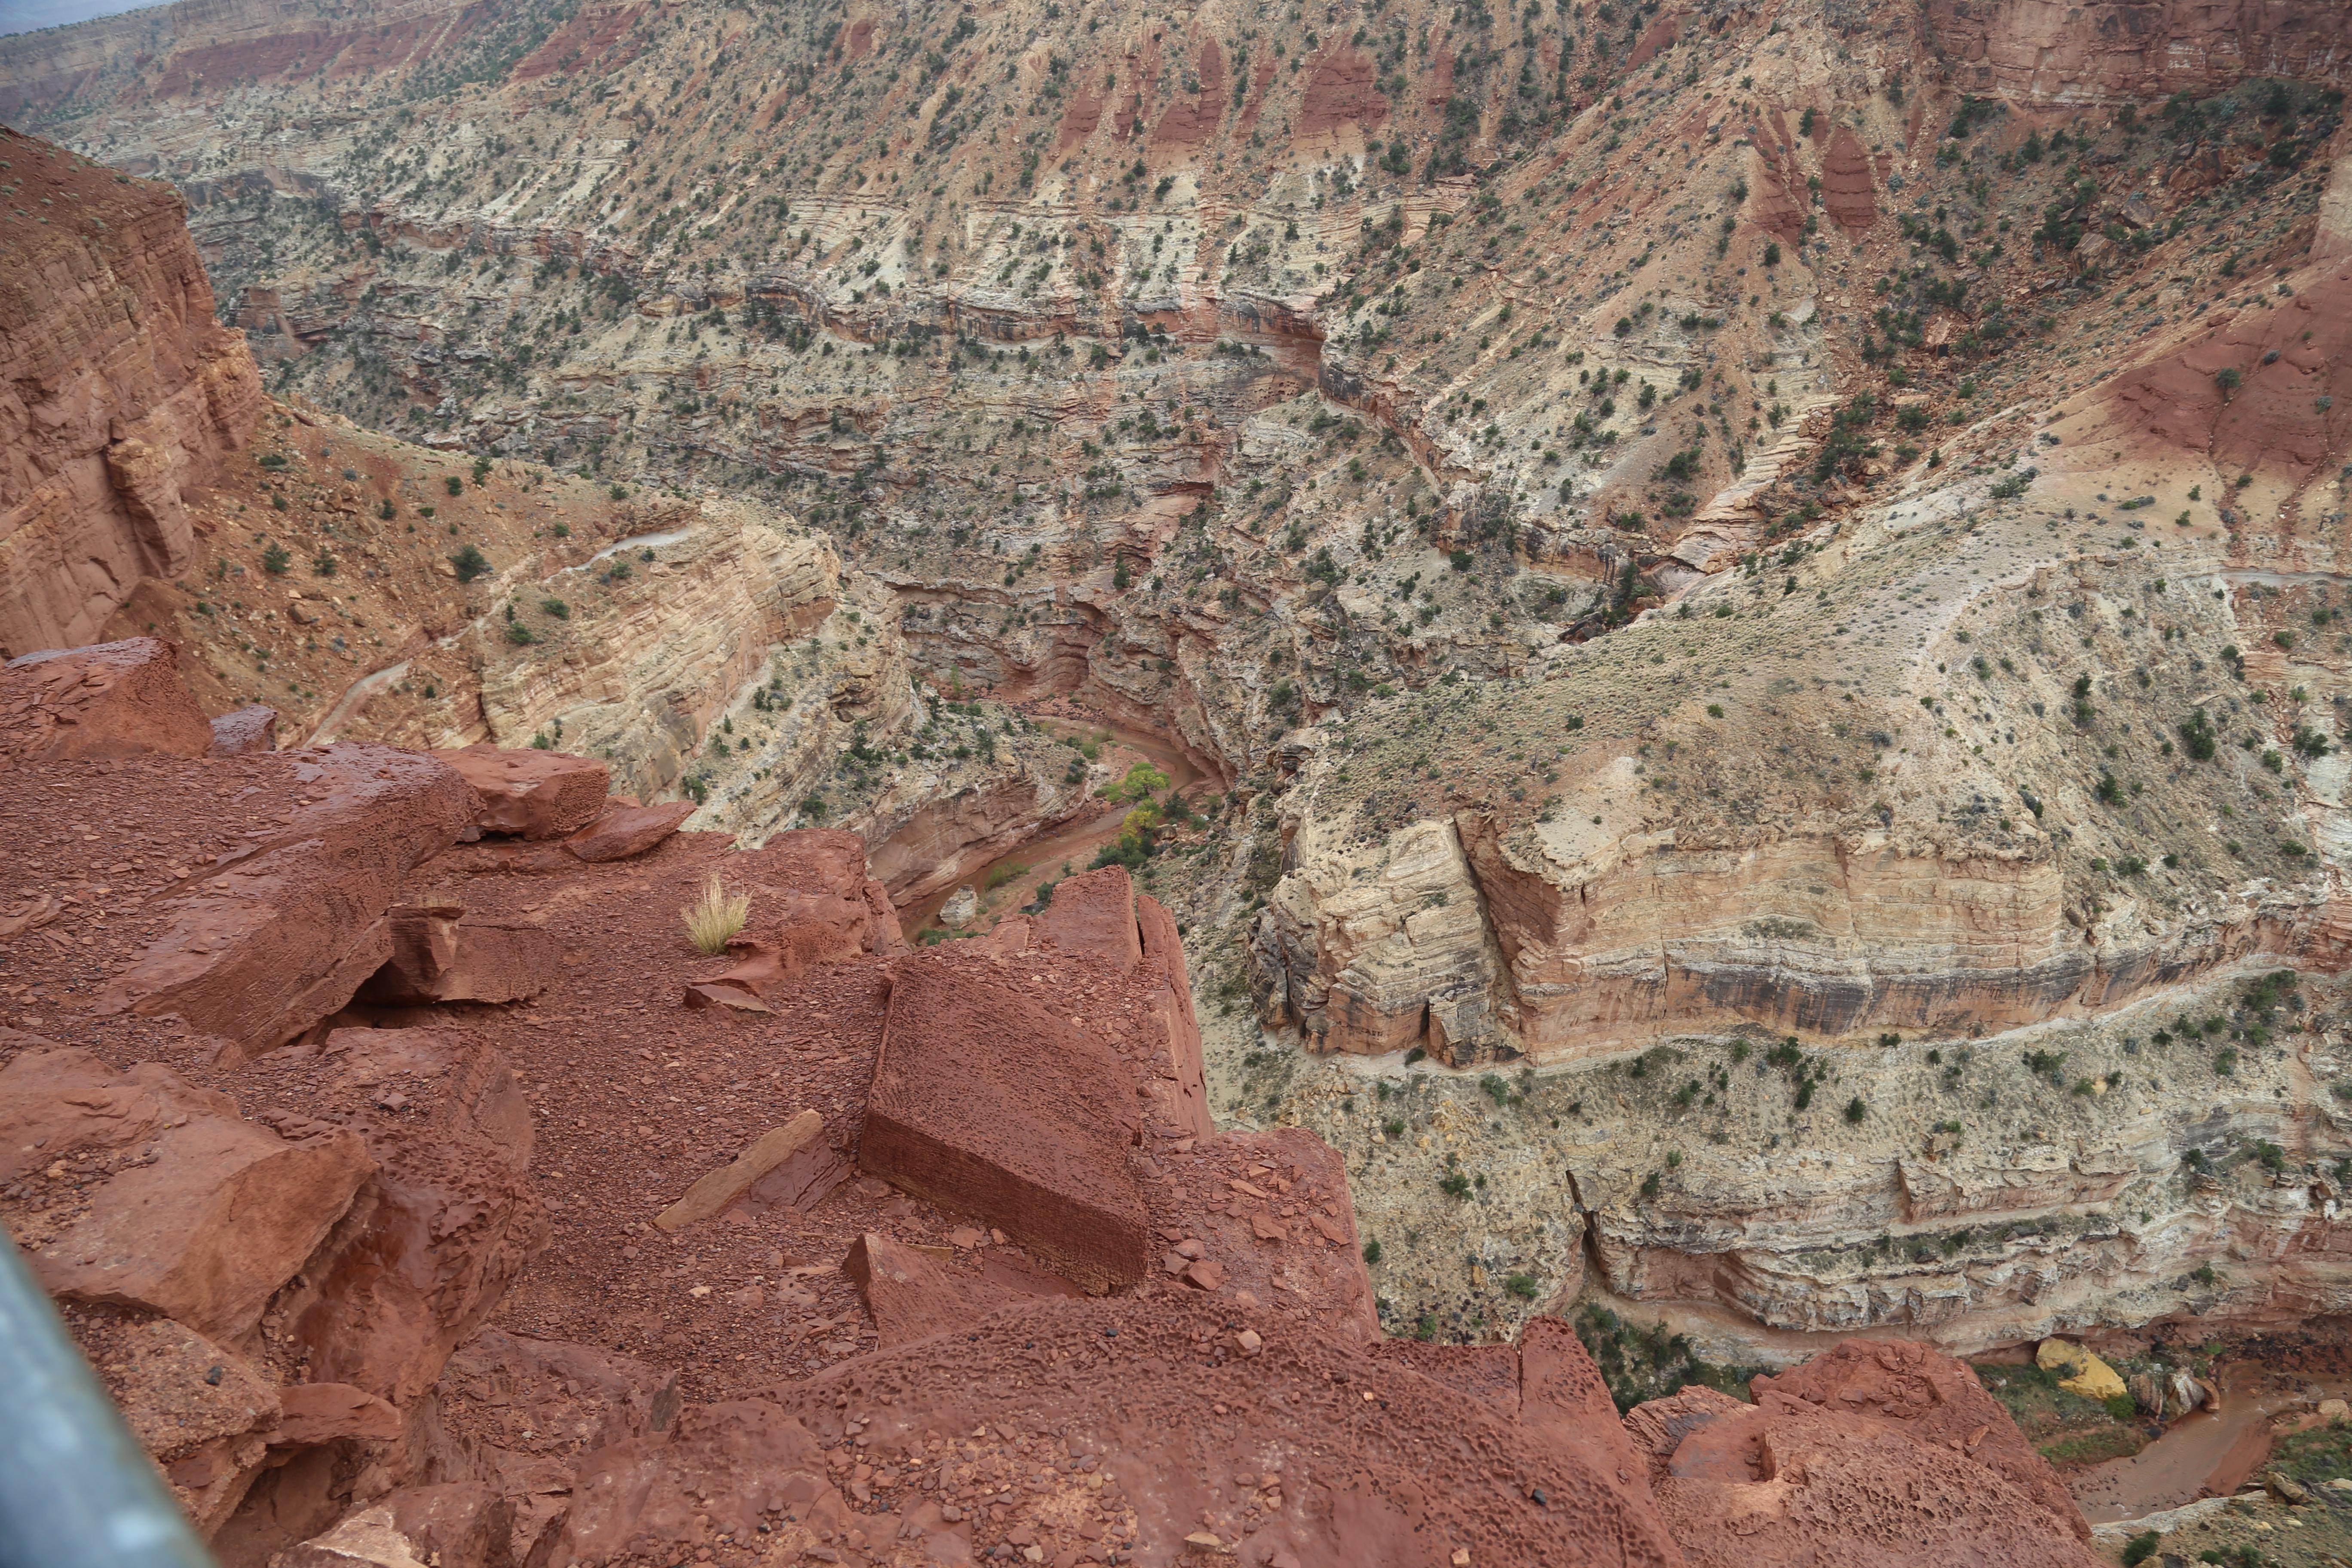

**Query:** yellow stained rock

left=2036, top=1338, right=2127, bottom=1402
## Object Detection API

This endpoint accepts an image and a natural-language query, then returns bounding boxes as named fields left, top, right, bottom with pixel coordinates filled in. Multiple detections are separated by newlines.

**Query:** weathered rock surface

left=3, top=1045, right=373, bottom=1338
left=0, top=127, right=261, bottom=657
left=278, top=1484, right=516, bottom=1568
left=842, top=1230, right=1079, bottom=1348
left=861, top=956, right=1152, bottom=1294
left=1754, top=1338, right=2089, bottom=1540
left=2, top=636, right=214, bottom=762
left=355, top=905, right=560, bottom=1008
left=564, top=799, right=693, bottom=863
left=431, top=745, right=611, bottom=841
left=1924, top=0, right=2352, bottom=101
left=260, top=1026, right=547, bottom=1404
left=205, top=703, right=278, bottom=757
left=1626, top=1378, right=2103, bottom=1568
left=93, top=744, right=475, bottom=1062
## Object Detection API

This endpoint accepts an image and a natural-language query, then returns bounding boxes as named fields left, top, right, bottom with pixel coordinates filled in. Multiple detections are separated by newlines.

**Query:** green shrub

left=261, top=543, right=291, bottom=575
left=450, top=544, right=491, bottom=582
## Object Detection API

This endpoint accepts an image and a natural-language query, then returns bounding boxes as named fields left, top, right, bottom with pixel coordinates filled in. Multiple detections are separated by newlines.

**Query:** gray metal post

left=0, top=1225, right=217, bottom=1568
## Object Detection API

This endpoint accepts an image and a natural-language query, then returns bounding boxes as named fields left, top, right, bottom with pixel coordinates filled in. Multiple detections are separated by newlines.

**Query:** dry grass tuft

left=682, top=873, right=750, bottom=954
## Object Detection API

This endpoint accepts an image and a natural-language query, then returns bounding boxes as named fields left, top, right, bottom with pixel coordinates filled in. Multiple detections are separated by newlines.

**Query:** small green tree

left=1108, top=762, right=1169, bottom=803
left=260, top=542, right=291, bottom=575
left=450, top=544, right=490, bottom=582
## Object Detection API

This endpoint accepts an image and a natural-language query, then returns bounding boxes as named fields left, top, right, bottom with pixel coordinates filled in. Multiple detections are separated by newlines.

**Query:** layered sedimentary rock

left=0, top=127, right=261, bottom=656
left=1924, top=0, right=2352, bottom=101
left=0, top=640, right=2099, bottom=1566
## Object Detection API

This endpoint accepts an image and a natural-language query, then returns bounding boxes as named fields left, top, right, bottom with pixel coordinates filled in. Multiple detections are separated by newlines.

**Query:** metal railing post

left=0, top=1224, right=217, bottom=1568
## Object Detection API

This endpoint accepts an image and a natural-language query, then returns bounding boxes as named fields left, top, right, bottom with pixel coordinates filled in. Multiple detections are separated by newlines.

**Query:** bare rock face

left=1750, top=1338, right=2089, bottom=1540
left=0, top=128, right=261, bottom=656
left=1, top=636, right=215, bottom=762
left=1253, top=815, right=1515, bottom=1063
left=430, top=745, right=612, bottom=841
left=1924, top=0, right=2352, bottom=101
left=1624, top=1344, right=2104, bottom=1567
left=551, top=1400, right=846, bottom=1566
left=93, top=744, right=475, bottom=1062
left=259, top=1026, right=548, bottom=1405
left=747, top=1294, right=1690, bottom=1568
left=564, top=799, right=693, bottom=863
left=2, top=1045, right=374, bottom=1338
left=843, top=1229, right=1081, bottom=1347
left=356, top=904, right=561, bottom=1008
left=278, top=1484, right=517, bottom=1568
left=861, top=957, right=1152, bottom=1294
left=206, top=703, right=278, bottom=757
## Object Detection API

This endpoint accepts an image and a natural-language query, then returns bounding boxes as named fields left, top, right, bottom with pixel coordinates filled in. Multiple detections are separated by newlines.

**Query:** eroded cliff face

left=0, top=126, right=262, bottom=655
left=1924, top=0, right=2352, bottom=103
left=11, top=0, right=2352, bottom=1382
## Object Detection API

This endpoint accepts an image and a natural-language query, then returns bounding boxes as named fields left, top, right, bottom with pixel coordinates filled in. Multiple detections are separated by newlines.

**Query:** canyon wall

left=0, top=126, right=261, bottom=656
left=1922, top=0, right=2352, bottom=102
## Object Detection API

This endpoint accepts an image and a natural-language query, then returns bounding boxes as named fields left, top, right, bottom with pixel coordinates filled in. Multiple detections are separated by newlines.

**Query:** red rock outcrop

left=0, top=645, right=2093, bottom=1568
left=356, top=904, right=561, bottom=1007
left=0, top=128, right=262, bottom=657
left=1, top=636, right=214, bottom=762
left=258, top=1026, right=547, bottom=1405
left=92, top=744, right=477, bottom=1063
left=564, top=799, right=693, bottom=862
left=206, top=703, right=279, bottom=758
left=2072, top=259, right=2352, bottom=488
left=1819, top=124, right=1879, bottom=232
left=2, top=1044, right=374, bottom=1338
left=1751, top=1338, right=2089, bottom=1540
left=1926, top=0, right=2352, bottom=101
left=1626, top=1340, right=2105, bottom=1566
left=860, top=956, right=1153, bottom=1293
left=1296, top=45, right=1389, bottom=141
left=433, top=746, right=612, bottom=841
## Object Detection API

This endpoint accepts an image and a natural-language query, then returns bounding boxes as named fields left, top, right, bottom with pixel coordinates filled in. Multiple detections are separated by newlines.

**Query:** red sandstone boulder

left=1749, top=1337, right=2089, bottom=1540
left=0, top=636, right=213, bottom=761
left=102, top=1317, right=283, bottom=1534
left=565, top=799, right=694, bottom=862
left=442, top=1329, right=683, bottom=1554
left=206, top=703, right=279, bottom=757
left=257, top=1027, right=548, bottom=1404
left=1147, top=1126, right=1379, bottom=1340
left=845, top=1231, right=1080, bottom=1348
left=279, top=1483, right=517, bottom=1568
left=432, top=745, right=612, bottom=840
left=274, top=1382, right=404, bottom=1446
left=93, top=744, right=476, bottom=1063
left=356, top=903, right=561, bottom=1006
left=749, top=1292, right=1687, bottom=1568
left=1032, top=865, right=1144, bottom=971
left=861, top=958, right=1151, bottom=1294
left=0, top=1047, right=375, bottom=1339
